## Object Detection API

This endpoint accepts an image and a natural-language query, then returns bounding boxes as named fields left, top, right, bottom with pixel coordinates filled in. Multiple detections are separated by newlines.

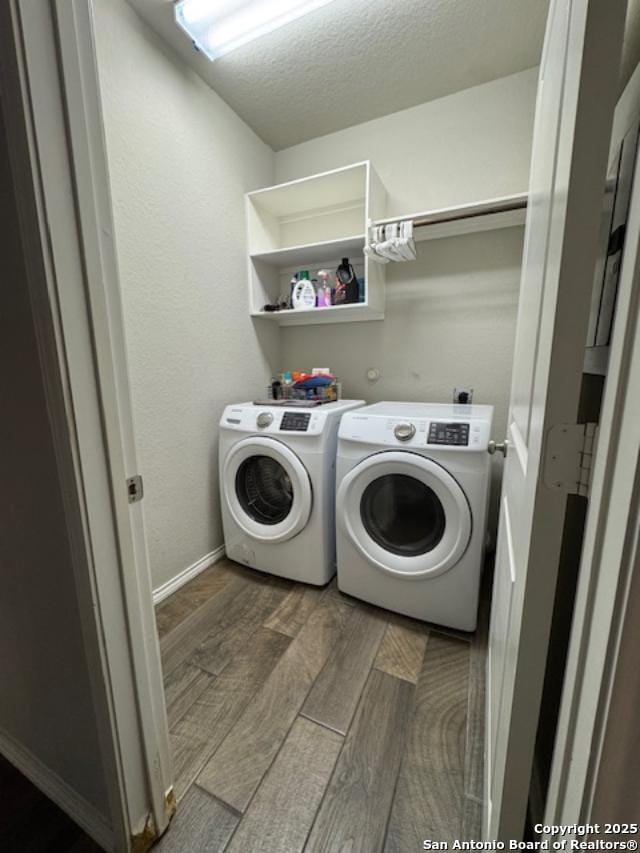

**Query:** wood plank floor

left=156, top=557, right=489, bottom=851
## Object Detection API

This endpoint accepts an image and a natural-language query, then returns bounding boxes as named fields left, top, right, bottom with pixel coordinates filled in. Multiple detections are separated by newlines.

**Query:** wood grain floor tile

left=196, top=591, right=351, bottom=813
left=374, top=615, right=430, bottom=684
left=263, top=583, right=325, bottom=637
left=170, top=627, right=291, bottom=800
left=190, top=577, right=291, bottom=675
left=155, top=785, right=238, bottom=852
left=384, top=632, right=470, bottom=851
left=155, top=560, right=235, bottom=638
left=160, top=571, right=256, bottom=677
left=226, top=717, right=342, bottom=853
left=301, top=603, right=387, bottom=734
left=157, top=562, right=484, bottom=845
left=305, top=669, right=415, bottom=853
left=164, top=661, right=213, bottom=727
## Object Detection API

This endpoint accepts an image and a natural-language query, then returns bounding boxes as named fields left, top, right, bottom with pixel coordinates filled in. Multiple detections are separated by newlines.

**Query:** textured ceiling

left=126, top=0, right=548, bottom=150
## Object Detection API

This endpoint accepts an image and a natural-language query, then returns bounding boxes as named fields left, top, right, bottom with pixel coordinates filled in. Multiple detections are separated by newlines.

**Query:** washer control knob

left=256, top=412, right=273, bottom=429
left=394, top=422, right=416, bottom=442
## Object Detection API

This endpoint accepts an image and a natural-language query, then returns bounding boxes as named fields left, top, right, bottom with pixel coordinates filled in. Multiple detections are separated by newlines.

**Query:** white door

left=223, top=437, right=313, bottom=542
left=337, top=451, right=471, bottom=577
left=486, top=0, right=626, bottom=840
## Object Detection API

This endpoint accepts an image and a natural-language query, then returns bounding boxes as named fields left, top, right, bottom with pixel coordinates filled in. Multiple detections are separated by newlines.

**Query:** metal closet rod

left=413, top=196, right=528, bottom=228
left=373, top=195, right=529, bottom=230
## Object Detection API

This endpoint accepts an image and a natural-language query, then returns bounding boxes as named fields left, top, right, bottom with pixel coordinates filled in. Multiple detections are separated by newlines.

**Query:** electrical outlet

left=453, top=387, right=474, bottom=405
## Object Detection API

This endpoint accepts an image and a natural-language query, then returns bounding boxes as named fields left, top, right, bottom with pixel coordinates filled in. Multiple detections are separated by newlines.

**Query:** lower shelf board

left=251, top=303, right=384, bottom=325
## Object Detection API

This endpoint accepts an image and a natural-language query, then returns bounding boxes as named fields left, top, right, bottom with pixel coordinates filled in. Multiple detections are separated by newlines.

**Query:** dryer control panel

left=339, top=406, right=492, bottom=452
left=428, top=422, right=470, bottom=446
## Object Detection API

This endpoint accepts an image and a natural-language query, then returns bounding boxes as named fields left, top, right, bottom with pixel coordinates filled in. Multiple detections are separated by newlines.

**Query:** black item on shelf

left=335, top=257, right=359, bottom=305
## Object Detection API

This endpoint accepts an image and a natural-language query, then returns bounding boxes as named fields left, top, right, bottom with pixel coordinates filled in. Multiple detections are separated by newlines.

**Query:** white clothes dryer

left=219, top=399, right=364, bottom=584
left=335, top=402, right=493, bottom=630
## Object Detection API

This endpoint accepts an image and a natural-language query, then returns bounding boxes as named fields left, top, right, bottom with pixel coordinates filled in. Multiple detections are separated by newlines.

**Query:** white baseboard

left=152, top=544, right=226, bottom=605
left=0, top=725, right=113, bottom=850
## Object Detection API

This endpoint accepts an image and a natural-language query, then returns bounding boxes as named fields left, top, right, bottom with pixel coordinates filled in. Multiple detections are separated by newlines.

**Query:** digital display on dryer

left=428, top=422, right=470, bottom=446
left=280, top=412, right=311, bottom=431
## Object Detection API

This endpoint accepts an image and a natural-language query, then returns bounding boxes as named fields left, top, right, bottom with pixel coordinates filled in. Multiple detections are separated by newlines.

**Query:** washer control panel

left=428, top=421, right=470, bottom=446
left=221, top=404, right=334, bottom=436
left=280, top=412, right=312, bottom=431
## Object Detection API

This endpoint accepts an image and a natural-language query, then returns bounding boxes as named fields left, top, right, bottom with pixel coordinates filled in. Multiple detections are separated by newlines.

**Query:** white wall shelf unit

left=247, top=161, right=386, bottom=325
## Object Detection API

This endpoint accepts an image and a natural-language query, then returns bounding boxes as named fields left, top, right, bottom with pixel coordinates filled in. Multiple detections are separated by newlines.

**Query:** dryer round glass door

left=223, top=437, right=312, bottom=543
left=337, top=451, right=472, bottom=578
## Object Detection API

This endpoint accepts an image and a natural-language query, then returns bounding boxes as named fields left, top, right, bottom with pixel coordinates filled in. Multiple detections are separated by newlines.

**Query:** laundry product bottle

left=292, top=270, right=316, bottom=310
left=288, top=272, right=299, bottom=308
left=316, top=270, right=332, bottom=307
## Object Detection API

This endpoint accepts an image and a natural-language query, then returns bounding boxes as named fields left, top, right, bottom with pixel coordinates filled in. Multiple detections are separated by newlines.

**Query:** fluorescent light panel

left=175, top=0, right=338, bottom=61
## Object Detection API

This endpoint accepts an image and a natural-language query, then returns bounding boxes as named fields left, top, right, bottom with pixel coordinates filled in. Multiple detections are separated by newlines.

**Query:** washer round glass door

left=337, top=451, right=472, bottom=578
left=223, top=437, right=312, bottom=543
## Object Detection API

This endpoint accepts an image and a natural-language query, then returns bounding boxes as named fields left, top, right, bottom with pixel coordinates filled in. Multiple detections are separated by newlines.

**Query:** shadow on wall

left=280, top=226, right=525, bottom=541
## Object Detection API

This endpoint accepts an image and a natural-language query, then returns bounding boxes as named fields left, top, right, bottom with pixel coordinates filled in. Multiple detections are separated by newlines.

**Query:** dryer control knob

left=256, top=412, right=274, bottom=429
left=394, top=422, right=416, bottom=442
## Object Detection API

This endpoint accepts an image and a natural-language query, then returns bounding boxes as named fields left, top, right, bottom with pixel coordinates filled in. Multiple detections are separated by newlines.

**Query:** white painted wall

left=0, top=100, right=110, bottom=824
left=275, top=69, right=537, bottom=214
left=93, top=0, right=278, bottom=592
left=276, top=70, right=538, bottom=531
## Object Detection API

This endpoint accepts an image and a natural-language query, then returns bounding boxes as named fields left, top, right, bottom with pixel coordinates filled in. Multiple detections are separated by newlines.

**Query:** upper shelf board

left=247, top=162, right=369, bottom=219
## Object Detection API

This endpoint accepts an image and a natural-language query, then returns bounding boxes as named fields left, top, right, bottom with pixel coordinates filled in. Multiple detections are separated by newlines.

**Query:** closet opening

left=5, top=0, right=637, bottom=849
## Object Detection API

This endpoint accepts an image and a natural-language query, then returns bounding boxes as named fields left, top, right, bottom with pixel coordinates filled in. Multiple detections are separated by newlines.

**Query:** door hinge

left=542, top=423, right=598, bottom=497
left=126, top=474, right=144, bottom=503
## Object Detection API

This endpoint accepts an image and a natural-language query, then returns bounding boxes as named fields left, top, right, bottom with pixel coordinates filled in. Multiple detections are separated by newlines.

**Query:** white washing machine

left=336, top=402, right=493, bottom=631
left=219, top=399, right=365, bottom=584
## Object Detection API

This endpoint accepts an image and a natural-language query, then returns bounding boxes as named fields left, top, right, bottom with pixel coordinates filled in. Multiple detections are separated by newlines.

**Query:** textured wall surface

left=94, top=0, right=278, bottom=591
left=276, top=69, right=538, bottom=212
left=276, top=71, right=538, bottom=533
left=0, top=102, right=109, bottom=817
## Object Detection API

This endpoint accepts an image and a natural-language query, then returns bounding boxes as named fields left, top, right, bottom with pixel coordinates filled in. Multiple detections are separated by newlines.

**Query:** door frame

left=545, top=65, right=640, bottom=832
left=484, top=0, right=628, bottom=837
left=0, top=0, right=173, bottom=848
left=6, top=0, right=640, bottom=844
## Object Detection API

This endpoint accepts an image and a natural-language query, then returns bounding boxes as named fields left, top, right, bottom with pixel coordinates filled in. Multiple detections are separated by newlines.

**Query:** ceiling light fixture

left=174, top=0, right=338, bottom=61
